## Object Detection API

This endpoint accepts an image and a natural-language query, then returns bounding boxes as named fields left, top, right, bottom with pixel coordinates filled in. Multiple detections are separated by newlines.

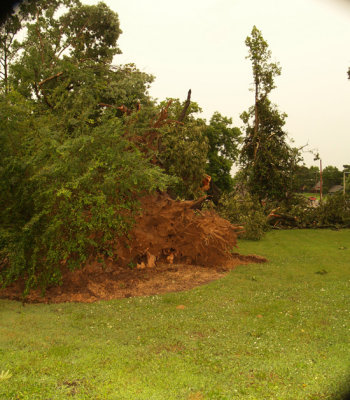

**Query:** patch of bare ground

left=0, top=255, right=266, bottom=304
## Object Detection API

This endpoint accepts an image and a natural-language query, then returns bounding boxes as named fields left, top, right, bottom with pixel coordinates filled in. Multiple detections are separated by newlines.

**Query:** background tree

left=0, top=0, right=79, bottom=93
left=204, top=112, right=241, bottom=193
left=157, top=98, right=209, bottom=199
left=322, top=166, right=342, bottom=192
left=0, top=12, right=21, bottom=93
left=294, top=165, right=320, bottom=192
left=240, top=26, right=302, bottom=203
left=8, top=0, right=155, bottom=132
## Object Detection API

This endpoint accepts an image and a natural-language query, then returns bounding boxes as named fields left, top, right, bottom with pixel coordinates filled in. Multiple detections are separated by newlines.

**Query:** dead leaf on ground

left=188, top=392, right=204, bottom=400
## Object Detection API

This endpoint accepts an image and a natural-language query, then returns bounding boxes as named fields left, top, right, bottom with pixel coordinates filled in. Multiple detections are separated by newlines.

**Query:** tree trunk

left=252, top=80, right=260, bottom=160
left=4, top=47, right=8, bottom=94
left=254, top=80, right=259, bottom=137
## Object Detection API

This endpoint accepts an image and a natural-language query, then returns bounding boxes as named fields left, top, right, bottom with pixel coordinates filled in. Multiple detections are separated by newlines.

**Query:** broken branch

left=177, top=89, right=191, bottom=122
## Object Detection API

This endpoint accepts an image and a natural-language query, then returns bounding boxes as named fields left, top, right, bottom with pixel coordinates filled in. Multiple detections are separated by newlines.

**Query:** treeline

left=294, top=165, right=350, bottom=193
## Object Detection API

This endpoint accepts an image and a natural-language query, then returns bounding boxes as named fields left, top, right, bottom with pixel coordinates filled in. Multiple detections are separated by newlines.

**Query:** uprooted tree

left=0, top=0, right=244, bottom=294
left=0, top=0, right=176, bottom=292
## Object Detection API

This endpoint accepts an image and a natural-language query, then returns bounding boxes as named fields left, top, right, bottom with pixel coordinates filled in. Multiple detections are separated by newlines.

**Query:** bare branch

left=177, top=89, right=191, bottom=122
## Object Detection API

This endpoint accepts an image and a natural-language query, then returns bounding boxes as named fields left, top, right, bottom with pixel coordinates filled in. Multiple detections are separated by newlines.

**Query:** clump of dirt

left=115, top=192, right=244, bottom=269
left=0, top=192, right=266, bottom=303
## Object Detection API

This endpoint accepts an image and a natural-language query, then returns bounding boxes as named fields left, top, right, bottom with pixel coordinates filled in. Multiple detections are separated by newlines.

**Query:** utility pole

left=320, top=159, right=323, bottom=203
left=344, top=171, right=350, bottom=195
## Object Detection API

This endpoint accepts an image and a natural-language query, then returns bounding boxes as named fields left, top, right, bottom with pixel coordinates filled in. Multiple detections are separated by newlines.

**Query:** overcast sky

left=84, top=0, right=350, bottom=169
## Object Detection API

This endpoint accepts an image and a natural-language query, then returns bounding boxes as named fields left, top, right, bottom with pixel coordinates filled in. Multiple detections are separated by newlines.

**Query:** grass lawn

left=1, top=229, right=350, bottom=399
left=302, top=192, right=320, bottom=199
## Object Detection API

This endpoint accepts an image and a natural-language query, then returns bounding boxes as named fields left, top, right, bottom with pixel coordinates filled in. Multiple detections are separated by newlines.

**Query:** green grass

left=302, top=192, right=320, bottom=199
left=1, top=230, right=350, bottom=399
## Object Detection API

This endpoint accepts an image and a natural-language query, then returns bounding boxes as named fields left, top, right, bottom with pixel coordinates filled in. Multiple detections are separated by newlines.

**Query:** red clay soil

left=0, top=193, right=266, bottom=303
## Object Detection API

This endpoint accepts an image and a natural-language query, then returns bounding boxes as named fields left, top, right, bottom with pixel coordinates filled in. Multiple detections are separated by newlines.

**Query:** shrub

left=270, top=193, right=350, bottom=229
left=218, top=192, right=268, bottom=240
left=317, top=193, right=350, bottom=227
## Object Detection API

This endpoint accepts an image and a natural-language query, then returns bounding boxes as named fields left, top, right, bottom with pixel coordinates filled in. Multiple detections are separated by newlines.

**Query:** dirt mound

left=0, top=193, right=266, bottom=303
left=115, top=192, right=244, bottom=269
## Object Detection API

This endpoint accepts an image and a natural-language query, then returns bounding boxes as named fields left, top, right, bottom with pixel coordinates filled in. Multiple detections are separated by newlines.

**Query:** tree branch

left=98, top=102, right=116, bottom=108
left=177, top=89, right=191, bottom=122
left=56, top=20, right=90, bottom=60
left=34, top=70, right=54, bottom=109
left=38, top=71, right=63, bottom=86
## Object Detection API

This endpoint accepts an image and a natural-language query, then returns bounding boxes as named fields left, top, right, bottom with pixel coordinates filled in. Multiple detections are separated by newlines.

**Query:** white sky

left=86, top=0, right=350, bottom=169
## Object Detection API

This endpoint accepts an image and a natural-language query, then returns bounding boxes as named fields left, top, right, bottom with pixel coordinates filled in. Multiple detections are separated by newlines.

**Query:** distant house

left=328, top=185, right=343, bottom=194
left=312, top=181, right=320, bottom=192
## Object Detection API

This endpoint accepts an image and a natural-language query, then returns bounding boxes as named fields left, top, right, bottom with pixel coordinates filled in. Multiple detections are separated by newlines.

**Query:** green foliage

left=59, top=2, right=122, bottom=61
left=294, top=165, right=319, bottom=192
left=0, top=0, right=59, bottom=93
left=0, top=93, right=174, bottom=292
left=151, top=98, right=208, bottom=199
left=322, top=165, right=342, bottom=192
left=274, top=193, right=350, bottom=228
left=204, top=112, right=241, bottom=193
left=156, top=101, right=241, bottom=199
left=240, top=26, right=302, bottom=203
left=245, top=26, right=281, bottom=97
left=318, top=193, right=350, bottom=226
left=159, top=120, right=208, bottom=199
left=0, top=0, right=174, bottom=292
left=218, top=192, right=268, bottom=240
left=9, top=1, right=137, bottom=109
